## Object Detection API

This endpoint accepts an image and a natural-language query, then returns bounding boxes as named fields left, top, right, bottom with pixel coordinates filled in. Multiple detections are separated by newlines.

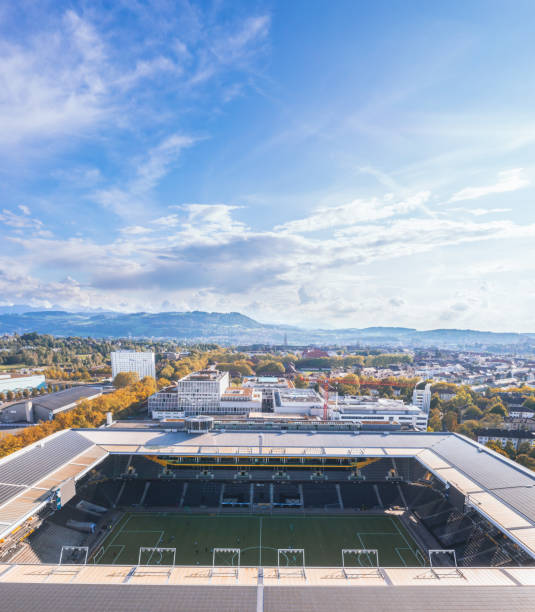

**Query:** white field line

left=144, top=531, right=165, bottom=565
left=390, top=517, right=425, bottom=566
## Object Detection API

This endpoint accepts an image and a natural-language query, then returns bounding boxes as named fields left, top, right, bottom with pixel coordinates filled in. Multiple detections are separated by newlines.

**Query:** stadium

left=0, top=419, right=535, bottom=610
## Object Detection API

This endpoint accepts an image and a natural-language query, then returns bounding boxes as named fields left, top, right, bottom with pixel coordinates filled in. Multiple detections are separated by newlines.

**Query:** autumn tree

left=113, top=371, right=140, bottom=388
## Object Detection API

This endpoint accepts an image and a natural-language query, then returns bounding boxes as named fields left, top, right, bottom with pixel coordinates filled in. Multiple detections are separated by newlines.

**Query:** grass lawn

left=93, top=513, right=425, bottom=567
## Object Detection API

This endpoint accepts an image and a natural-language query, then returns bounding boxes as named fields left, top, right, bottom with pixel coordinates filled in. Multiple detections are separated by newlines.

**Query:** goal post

left=341, top=548, right=382, bottom=578
left=277, top=548, right=306, bottom=579
left=211, top=547, right=240, bottom=579
left=59, top=545, right=89, bottom=565
left=428, top=549, right=464, bottom=579
left=137, top=547, right=176, bottom=567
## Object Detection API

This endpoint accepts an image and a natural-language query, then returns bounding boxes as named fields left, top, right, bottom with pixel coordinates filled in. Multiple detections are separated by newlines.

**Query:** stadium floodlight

left=211, top=548, right=240, bottom=579
left=341, top=548, right=383, bottom=579
left=428, top=549, right=464, bottom=579
left=59, top=545, right=89, bottom=565
left=277, top=548, right=306, bottom=579
left=138, top=547, right=176, bottom=567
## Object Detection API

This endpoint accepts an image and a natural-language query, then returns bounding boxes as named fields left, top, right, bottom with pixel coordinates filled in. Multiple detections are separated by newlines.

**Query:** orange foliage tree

left=0, top=377, right=156, bottom=459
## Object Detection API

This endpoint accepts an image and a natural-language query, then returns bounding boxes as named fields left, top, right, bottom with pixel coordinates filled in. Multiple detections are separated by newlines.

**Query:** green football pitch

left=93, top=513, right=426, bottom=567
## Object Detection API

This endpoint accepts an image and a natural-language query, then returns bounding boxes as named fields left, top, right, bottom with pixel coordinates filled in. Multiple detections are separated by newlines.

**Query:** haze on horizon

left=1, top=1, right=534, bottom=333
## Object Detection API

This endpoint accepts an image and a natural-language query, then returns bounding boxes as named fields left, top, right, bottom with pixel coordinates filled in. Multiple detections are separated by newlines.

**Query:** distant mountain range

left=0, top=308, right=533, bottom=350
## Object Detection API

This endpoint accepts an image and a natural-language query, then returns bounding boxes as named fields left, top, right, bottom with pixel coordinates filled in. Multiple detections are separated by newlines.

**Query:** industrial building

left=0, top=374, right=46, bottom=395
left=111, top=351, right=155, bottom=380
left=1, top=386, right=103, bottom=423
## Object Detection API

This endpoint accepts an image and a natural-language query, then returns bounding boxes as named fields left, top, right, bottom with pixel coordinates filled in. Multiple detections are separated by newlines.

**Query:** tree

left=488, top=402, right=508, bottom=418
left=428, top=408, right=442, bottom=431
left=464, top=405, right=483, bottom=420
left=113, top=371, right=140, bottom=388
left=504, top=440, right=517, bottom=460
left=255, top=360, right=285, bottom=376
left=293, top=375, right=308, bottom=389
left=160, top=365, right=174, bottom=379
left=157, top=377, right=171, bottom=389
left=522, top=396, right=535, bottom=410
left=517, top=454, right=535, bottom=470
left=517, top=442, right=532, bottom=456
left=443, top=411, right=458, bottom=432
left=485, top=440, right=508, bottom=458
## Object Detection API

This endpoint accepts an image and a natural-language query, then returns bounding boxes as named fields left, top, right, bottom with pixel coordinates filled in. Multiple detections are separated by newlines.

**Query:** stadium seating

left=252, top=483, right=270, bottom=504
left=339, top=483, right=379, bottom=509
left=376, top=483, right=403, bottom=508
left=302, top=483, right=339, bottom=508
left=143, top=480, right=183, bottom=507
left=117, top=480, right=146, bottom=506
left=79, top=480, right=122, bottom=508
left=222, top=483, right=250, bottom=506
left=358, top=458, right=394, bottom=480
left=183, top=482, right=221, bottom=507
left=273, top=483, right=300, bottom=506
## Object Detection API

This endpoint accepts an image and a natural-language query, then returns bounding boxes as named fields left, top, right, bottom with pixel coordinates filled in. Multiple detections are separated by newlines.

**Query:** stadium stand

left=143, top=480, right=183, bottom=507
left=302, top=483, right=339, bottom=508
left=183, top=482, right=221, bottom=507
left=339, top=483, right=379, bottom=509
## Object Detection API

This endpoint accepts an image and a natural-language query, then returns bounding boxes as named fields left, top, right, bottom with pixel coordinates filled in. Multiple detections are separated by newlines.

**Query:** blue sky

left=1, top=0, right=535, bottom=331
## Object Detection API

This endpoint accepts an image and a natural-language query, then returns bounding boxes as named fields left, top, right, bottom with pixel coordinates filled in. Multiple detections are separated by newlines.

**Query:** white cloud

left=448, top=207, right=511, bottom=216
left=449, top=168, right=530, bottom=202
left=94, top=133, right=198, bottom=218
left=275, top=191, right=430, bottom=233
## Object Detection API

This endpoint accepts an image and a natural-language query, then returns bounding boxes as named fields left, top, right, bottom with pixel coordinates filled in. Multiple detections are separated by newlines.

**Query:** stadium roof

left=1, top=566, right=535, bottom=611
left=2, top=427, right=535, bottom=560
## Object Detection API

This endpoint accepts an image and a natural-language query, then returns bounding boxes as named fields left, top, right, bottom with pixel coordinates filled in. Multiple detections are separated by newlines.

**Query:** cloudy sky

left=1, top=1, right=535, bottom=331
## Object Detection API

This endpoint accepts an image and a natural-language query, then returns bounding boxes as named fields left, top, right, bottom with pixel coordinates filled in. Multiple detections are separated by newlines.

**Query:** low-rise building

left=0, top=374, right=46, bottom=395
left=331, top=396, right=428, bottom=430
left=474, top=428, right=535, bottom=450
left=1, top=386, right=103, bottom=423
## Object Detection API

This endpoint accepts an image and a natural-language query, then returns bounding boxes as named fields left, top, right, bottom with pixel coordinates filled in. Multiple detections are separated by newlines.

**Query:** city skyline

left=1, top=1, right=535, bottom=332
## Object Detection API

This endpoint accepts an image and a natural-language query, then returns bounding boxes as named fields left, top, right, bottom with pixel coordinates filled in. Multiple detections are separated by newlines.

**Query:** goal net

left=59, top=545, right=89, bottom=565
left=428, top=549, right=464, bottom=579
left=138, top=547, right=176, bottom=567
left=277, top=548, right=306, bottom=579
left=211, top=547, right=241, bottom=579
left=341, top=548, right=382, bottom=578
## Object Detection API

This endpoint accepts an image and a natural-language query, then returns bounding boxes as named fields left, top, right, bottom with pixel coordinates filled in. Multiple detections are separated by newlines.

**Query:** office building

left=111, top=351, right=155, bottom=380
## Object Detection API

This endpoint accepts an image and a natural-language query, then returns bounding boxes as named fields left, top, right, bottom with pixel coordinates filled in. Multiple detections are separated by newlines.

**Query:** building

left=273, top=388, right=324, bottom=417
left=332, top=396, right=428, bottom=430
left=1, top=386, right=103, bottom=423
left=149, top=370, right=231, bottom=419
left=176, top=369, right=229, bottom=414
left=243, top=376, right=290, bottom=411
left=474, top=428, right=535, bottom=450
left=0, top=374, right=46, bottom=395
left=111, top=351, right=155, bottom=380
left=412, top=383, right=432, bottom=413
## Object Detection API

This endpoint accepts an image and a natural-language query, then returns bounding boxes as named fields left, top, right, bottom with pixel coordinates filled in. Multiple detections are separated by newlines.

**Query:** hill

left=0, top=309, right=532, bottom=349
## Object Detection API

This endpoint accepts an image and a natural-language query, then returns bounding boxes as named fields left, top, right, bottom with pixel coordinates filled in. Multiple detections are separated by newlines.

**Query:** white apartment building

left=111, top=351, right=156, bottom=380
left=412, top=383, right=432, bottom=414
